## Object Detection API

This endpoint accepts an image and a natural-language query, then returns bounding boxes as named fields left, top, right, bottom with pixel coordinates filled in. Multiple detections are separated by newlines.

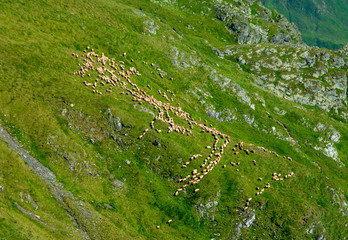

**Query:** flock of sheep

left=73, top=47, right=295, bottom=226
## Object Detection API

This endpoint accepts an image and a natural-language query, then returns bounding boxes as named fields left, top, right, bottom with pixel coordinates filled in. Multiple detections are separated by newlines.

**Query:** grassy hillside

left=0, top=0, right=347, bottom=239
left=261, top=0, right=348, bottom=49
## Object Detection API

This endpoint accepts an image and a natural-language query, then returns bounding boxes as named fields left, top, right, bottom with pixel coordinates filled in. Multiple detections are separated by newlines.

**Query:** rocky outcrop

left=218, top=44, right=348, bottom=118
left=214, top=0, right=306, bottom=47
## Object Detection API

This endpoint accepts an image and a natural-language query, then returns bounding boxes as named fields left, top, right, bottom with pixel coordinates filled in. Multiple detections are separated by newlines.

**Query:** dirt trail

left=0, top=123, right=90, bottom=239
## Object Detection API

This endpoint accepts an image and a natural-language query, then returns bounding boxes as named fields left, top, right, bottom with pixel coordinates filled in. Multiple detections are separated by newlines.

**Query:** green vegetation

left=0, top=0, right=346, bottom=239
left=261, top=0, right=348, bottom=49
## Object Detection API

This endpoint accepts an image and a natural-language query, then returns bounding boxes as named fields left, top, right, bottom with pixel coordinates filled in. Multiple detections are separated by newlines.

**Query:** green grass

left=0, top=0, right=347, bottom=239
left=261, top=0, right=348, bottom=49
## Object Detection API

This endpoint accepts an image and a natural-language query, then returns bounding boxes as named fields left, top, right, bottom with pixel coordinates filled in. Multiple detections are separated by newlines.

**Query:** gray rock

left=112, top=179, right=126, bottom=188
left=329, top=130, right=340, bottom=143
left=332, top=57, right=344, bottom=68
left=271, top=31, right=291, bottom=44
left=26, top=193, right=38, bottom=210
left=243, top=114, right=254, bottom=126
left=144, top=19, right=159, bottom=35
left=213, top=47, right=224, bottom=58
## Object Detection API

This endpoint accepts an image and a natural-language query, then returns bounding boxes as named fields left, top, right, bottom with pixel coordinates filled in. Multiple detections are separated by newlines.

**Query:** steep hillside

left=0, top=0, right=347, bottom=239
left=261, top=0, right=348, bottom=49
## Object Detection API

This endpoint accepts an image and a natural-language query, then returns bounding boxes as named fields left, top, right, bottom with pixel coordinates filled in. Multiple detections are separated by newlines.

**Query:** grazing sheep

left=258, top=178, right=262, bottom=181
left=167, top=219, right=172, bottom=224
left=194, top=189, right=200, bottom=193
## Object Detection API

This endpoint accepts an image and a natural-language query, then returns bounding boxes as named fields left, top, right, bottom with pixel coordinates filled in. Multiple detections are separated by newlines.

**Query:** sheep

left=234, top=152, right=239, bottom=155
left=156, top=226, right=160, bottom=229
left=258, top=178, right=262, bottom=181
left=236, top=169, right=239, bottom=172
left=247, top=198, right=252, bottom=202
left=223, top=165, right=226, bottom=168
left=243, top=207, right=248, bottom=211
left=170, top=77, right=173, bottom=80
left=194, top=189, right=200, bottom=193
left=167, top=219, right=172, bottom=224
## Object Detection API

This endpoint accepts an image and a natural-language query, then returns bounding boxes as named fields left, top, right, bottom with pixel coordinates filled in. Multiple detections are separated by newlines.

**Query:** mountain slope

left=261, top=0, right=348, bottom=49
left=0, top=0, right=347, bottom=239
